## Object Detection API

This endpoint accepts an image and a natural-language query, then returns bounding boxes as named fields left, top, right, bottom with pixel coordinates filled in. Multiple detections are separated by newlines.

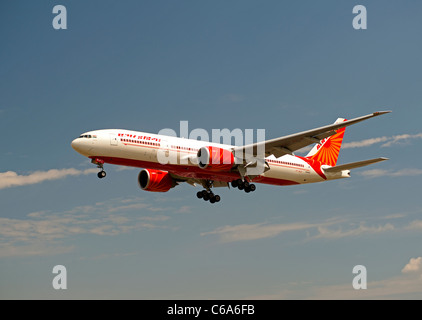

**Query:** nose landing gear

left=91, top=158, right=106, bottom=179
left=97, top=170, right=106, bottom=179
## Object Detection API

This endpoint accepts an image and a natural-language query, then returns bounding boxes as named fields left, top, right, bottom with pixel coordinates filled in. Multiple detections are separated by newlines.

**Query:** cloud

left=358, top=168, right=422, bottom=178
left=342, top=137, right=389, bottom=148
left=0, top=197, right=173, bottom=257
left=402, top=257, right=422, bottom=273
left=176, top=206, right=191, bottom=213
left=115, top=166, right=137, bottom=172
left=201, top=222, right=321, bottom=243
left=407, top=220, right=422, bottom=230
left=381, top=133, right=422, bottom=147
left=342, top=133, right=422, bottom=149
left=249, top=256, right=422, bottom=299
left=312, top=223, right=394, bottom=240
left=0, top=168, right=98, bottom=190
left=202, top=217, right=397, bottom=243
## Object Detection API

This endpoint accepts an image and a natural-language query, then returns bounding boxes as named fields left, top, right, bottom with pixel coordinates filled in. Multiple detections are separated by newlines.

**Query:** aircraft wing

left=232, top=111, right=391, bottom=158
left=323, top=157, right=389, bottom=173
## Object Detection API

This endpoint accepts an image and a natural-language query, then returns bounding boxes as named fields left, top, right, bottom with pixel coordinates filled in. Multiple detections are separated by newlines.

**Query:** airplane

left=71, top=111, right=391, bottom=203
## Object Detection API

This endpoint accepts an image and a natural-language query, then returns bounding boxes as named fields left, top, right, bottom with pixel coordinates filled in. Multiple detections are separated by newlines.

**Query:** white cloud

left=381, top=133, right=422, bottom=147
left=313, top=223, right=394, bottom=240
left=342, top=137, right=389, bottom=148
left=201, top=222, right=321, bottom=243
left=402, top=257, right=422, bottom=273
left=249, top=256, right=422, bottom=299
left=176, top=206, right=192, bottom=213
left=342, top=133, right=422, bottom=149
left=115, top=166, right=137, bottom=172
left=0, top=168, right=98, bottom=189
left=407, top=220, right=422, bottom=230
left=202, top=218, right=397, bottom=243
left=0, top=197, right=172, bottom=257
left=359, top=168, right=422, bottom=178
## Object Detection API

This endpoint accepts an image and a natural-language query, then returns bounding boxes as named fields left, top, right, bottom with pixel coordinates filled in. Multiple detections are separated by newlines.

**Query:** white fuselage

left=71, top=129, right=349, bottom=186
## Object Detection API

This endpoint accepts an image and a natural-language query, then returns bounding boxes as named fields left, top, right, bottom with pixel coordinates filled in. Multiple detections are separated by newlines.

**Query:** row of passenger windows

left=121, top=138, right=159, bottom=146
left=171, top=145, right=198, bottom=152
left=269, top=160, right=305, bottom=168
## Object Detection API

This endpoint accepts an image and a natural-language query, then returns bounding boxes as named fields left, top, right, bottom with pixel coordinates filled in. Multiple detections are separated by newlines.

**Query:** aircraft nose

left=71, top=138, right=80, bottom=151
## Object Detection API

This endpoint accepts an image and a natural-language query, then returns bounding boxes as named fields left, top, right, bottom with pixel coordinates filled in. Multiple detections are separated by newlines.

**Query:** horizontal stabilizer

left=324, top=157, right=389, bottom=173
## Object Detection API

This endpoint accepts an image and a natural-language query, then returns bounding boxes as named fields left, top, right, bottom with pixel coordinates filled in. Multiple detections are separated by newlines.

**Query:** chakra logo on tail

left=306, top=118, right=347, bottom=167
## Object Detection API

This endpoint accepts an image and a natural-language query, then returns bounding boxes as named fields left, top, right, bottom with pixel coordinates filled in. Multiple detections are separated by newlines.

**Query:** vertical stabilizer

left=306, top=118, right=347, bottom=167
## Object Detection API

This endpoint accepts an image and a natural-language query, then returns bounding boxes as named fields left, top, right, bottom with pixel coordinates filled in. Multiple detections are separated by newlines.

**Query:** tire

left=203, top=193, right=210, bottom=201
left=214, top=195, right=221, bottom=202
left=243, top=180, right=249, bottom=188
left=98, top=171, right=106, bottom=179
left=210, top=197, right=216, bottom=204
left=238, top=184, right=244, bottom=190
left=245, top=186, right=251, bottom=193
left=197, top=191, right=203, bottom=199
left=231, top=180, right=238, bottom=188
left=250, top=184, right=256, bottom=192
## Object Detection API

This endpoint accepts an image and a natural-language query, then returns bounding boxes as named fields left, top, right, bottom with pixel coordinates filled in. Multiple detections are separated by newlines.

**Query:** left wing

left=232, top=111, right=391, bottom=158
left=323, top=157, right=389, bottom=173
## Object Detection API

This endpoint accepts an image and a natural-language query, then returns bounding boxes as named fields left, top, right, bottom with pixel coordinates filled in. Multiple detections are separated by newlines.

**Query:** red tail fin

left=306, top=118, right=346, bottom=167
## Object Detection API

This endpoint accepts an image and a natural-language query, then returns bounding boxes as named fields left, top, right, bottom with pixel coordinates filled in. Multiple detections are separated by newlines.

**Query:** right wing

left=232, top=111, right=391, bottom=158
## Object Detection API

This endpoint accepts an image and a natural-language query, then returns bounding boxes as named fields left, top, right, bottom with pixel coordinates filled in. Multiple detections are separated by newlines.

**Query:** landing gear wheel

left=238, top=184, right=244, bottom=190
left=243, top=181, right=250, bottom=188
left=197, top=191, right=203, bottom=199
left=97, top=171, right=106, bottom=179
left=245, top=186, right=251, bottom=193
left=210, top=197, right=216, bottom=204
left=231, top=180, right=239, bottom=188
left=203, top=193, right=210, bottom=201
left=214, top=195, right=221, bottom=202
left=250, top=184, right=256, bottom=192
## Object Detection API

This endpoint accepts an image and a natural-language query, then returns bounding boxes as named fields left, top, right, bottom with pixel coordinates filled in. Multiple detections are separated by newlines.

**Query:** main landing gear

left=197, top=190, right=221, bottom=203
left=196, top=180, right=221, bottom=203
left=231, top=179, right=256, bottom=193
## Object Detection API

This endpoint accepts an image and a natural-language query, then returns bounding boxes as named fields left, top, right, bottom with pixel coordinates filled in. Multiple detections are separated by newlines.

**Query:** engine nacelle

left=138, top=169, right=175, bottom=192
left=197, top=146, right=235, bottom=171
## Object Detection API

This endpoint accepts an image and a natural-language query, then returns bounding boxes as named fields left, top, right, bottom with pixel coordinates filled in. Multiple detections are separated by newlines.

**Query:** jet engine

left=138, top=169, right=175, bottom=192
left=197, top=146, right=235, bottom=171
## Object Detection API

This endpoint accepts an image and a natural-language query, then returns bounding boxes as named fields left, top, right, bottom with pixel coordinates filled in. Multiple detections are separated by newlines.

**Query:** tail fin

left=306, top=118, right=347, bottom=167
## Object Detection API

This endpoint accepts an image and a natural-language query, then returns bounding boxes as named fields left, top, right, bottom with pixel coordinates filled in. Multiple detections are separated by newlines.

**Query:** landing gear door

left=110, top=134, right=118, bottom=146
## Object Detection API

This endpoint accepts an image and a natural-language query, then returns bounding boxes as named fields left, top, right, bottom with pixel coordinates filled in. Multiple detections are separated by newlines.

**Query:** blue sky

left=1, top=0, right=422, bottom=299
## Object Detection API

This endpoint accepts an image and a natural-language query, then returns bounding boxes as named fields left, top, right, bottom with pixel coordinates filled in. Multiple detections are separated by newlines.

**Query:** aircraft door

left=110, top=134, right=118, bottom=146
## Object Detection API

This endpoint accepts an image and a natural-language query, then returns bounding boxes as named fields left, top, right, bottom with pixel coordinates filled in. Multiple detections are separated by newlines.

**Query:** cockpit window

left=78, top=134, right=94, bottom=139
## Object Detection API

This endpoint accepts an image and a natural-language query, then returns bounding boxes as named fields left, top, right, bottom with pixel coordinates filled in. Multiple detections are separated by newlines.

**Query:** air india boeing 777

left=71, top=111, right=390, bottom=203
